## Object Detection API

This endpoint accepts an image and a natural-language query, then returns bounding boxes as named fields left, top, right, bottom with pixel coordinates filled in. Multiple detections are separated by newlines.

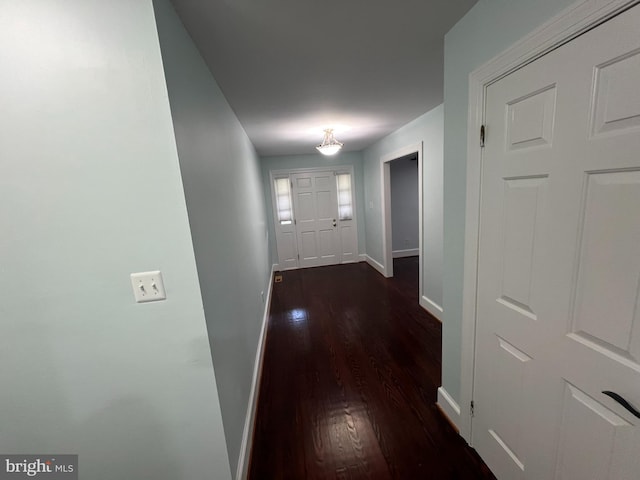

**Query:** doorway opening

left=380, top=143, right=424, bottom=300
left=390, top=153, right=420, bottom=261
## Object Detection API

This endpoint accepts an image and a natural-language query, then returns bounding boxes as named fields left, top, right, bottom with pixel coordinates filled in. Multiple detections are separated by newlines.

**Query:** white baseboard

left=358, top=254, right=367, bottom=262
left=236, top=264, right=276, bottom=480
left=420, top=295, right=443, bottom=321
left=392, top=248, right=419, bottom=258
left=364, top=255, right=385, bottom=275
left=437, top=387, right=462, bottom=431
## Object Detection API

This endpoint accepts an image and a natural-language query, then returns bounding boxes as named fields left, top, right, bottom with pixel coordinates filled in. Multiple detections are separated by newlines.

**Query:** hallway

left=249, top=258, right=495, bottom=479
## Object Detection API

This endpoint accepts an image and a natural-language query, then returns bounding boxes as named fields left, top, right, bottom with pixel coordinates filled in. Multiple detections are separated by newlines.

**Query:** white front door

left=291, top=171, right=340, bottom=268
left=473, top=6, right=640, bottom=479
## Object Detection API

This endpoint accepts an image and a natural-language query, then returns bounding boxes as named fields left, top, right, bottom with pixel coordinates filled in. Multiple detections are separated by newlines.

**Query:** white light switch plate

left=130, top=270, right=166, bottom=303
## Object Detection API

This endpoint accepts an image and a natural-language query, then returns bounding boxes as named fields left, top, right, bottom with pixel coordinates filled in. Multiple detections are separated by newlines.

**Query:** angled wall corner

left=1, top=0, right=230, bottom=478
left=153, top=0, right=272, bottom=476
left=362, top=105, right=444, bottom=318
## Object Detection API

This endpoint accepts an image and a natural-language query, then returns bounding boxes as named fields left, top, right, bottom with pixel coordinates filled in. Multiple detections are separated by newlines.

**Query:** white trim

left=420, top=295, right=443, bottom=322
left=380, top=143, right=424, bottom=285
left=364, top=255, right=385, bottom=276
left=460, top=0, right=639, bottom=444
left=437, top=387, right=461, bottom=429
left=358, top=253, right=367, bottom=263
left=380, top=160, right=393, bottom=278
left=392, top=248, right=419, bottom=258
left=270, top=165, right=354, bottom=176
left=236, top=264, right=276, bottom=480
left=276, top=265, right=298, bottom=272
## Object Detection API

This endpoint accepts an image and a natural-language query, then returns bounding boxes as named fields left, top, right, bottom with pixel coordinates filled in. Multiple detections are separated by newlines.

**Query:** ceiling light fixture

left=316, top=128, right=343, bottom=156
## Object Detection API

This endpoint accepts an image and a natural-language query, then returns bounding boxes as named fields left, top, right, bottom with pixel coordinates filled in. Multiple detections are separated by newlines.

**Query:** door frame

left=269, top=165, right=359, bottom=269
left=455, top=0, right=640, bottom=443
left=381, top=144, right=423, bottom=281
left=380, top=143, right=436, bottom=319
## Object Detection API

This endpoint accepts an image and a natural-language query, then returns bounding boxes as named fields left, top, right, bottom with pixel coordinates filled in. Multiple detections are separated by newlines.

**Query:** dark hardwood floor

left=249, top=258, right=495, bottom=480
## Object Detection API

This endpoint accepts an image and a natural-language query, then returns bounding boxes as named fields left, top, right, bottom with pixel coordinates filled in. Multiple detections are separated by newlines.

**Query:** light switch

left=130, top=270, right=166, bottom=303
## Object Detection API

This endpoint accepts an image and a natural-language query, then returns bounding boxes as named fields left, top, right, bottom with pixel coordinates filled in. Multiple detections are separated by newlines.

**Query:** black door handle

left=602, top=391, right=640, bottom=419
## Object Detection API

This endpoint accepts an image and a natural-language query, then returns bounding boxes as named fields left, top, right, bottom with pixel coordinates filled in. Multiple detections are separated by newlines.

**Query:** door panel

left=555, top=383, right=634, bottom=480
left=474, top=6, right=640, bottom=479
left=486, top=335, right=532, bottom=475
left=571, top=170, right=640, bottom=357
left=296, top=192, right=315, bottom=222
left=277, top=231, right=298, bottom=267
left=591, top=49, right=640, bottom=137
left=299, top=231, right=318, bottom=261
left=506, top=85, right=556, bottom=151
left=475, top=48, right=558, bottom=479
left=339, top=224, right=357, bottom=262
left=499, top=176, right=547, bottom=316
left=318, top=228, right=336, bottom=259
left=316, top=190, right=334, bottom=219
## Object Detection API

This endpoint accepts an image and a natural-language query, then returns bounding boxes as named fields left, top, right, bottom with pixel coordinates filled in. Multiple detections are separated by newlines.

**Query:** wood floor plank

left=249, top=258, right=495, bottom=480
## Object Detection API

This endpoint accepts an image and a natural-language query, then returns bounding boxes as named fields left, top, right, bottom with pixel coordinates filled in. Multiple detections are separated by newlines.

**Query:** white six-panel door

left=291, top=171, right=341, bottom=268
left=473, top=6, right=640, bottom=479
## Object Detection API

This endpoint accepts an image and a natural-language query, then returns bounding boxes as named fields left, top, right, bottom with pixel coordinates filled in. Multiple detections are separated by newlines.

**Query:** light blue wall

left=390, top=158, right=419, bottom=251
left=0, top=1, right=230, bottom=479
left=154, top=0, right=271, bottom=476
left=442, top=0, right=578, bottom=401
left=363, top=105, right=444, bottom=311
left=261, top=152, right=366, bottom=265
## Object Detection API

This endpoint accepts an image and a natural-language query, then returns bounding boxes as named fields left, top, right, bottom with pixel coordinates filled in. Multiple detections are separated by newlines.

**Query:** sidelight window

left=274, top=177, right=293, bottom=225
left=336, top=173, right=353, bottom=221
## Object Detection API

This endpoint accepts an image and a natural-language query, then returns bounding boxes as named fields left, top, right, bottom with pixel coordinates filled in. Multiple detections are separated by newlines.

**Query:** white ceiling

left=169, top=0, right=478, bottom=157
